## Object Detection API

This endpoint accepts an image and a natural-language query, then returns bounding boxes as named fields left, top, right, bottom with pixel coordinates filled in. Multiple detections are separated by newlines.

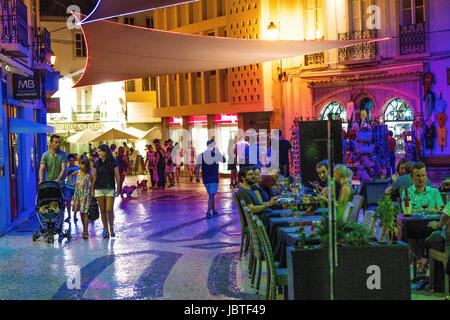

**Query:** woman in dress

left=153, top=139, right=166, bottom=190
left=71, top=159, right=92, bottom=239
left=145, top=145, right=157, bottom=189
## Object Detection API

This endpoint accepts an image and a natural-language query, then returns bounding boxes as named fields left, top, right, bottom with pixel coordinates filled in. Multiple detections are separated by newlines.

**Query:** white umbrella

left=124, top=127, right=147, bottom=139
left=67, top=129, right=102, bottom=143
left=91, top=128, right=139, bottom=142
left=140, top=127, right=162, bottom=141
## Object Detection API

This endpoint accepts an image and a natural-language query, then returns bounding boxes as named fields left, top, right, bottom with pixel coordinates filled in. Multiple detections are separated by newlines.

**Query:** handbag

left=88, top=199, right=100, bottom=221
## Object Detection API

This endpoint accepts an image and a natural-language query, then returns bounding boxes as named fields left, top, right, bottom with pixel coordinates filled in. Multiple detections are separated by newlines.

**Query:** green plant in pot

left=297, top=213, right=372, bottom=248
left=375, top=195, right=399, bottom=245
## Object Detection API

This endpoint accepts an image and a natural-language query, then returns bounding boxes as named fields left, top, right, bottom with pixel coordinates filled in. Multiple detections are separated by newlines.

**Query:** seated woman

left=391, top=157, right=409, bottom=183
left=318, top=164, right=354, bottom=220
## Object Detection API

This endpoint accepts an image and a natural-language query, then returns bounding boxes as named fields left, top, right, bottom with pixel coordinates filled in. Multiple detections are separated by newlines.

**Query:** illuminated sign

left=216, top=114, right=238, bottom=124
left=13, top=74, right=40, bottom=100
left=169, top=116, right=183, bottom=126
left=189, top=115, right=207, bottom=125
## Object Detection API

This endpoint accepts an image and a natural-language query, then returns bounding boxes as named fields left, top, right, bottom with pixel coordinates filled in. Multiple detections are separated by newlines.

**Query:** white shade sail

left=82, top=0, right=199, bottom=24
left=74, top=17, right=387, bottom=88
left=67, top=129, right=102, bottom=143
left=140, top=127, right=162, bottom=141
left=124, top=126, right=147, bottom=139
left=91, top=128, right=139, bottom=142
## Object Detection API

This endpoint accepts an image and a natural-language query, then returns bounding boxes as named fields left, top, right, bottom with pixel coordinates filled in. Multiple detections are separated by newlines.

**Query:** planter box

left=286, top=243, right=410, bottom=300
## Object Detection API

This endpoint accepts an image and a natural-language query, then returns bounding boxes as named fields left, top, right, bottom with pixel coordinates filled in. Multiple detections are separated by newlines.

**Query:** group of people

left=40, top=135, right=122, bottom=240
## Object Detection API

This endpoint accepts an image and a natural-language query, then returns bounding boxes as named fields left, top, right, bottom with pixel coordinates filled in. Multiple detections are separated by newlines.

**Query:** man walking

left=387, top=131, right=397, bottom=177
left=196, top=140, right=226, bottom=218
left=39, top=134, right=68, bottom=185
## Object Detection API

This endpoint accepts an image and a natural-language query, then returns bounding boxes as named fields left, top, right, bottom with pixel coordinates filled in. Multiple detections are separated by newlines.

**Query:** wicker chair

left=233, top=193, right=250, bottom=259
left=240, top=201, right=264, bottom=293
left=253, top=215, right=288, bottom=300
left=428, top=227, right=450, bottom=299
left=350, top=195, right=364, bottom=222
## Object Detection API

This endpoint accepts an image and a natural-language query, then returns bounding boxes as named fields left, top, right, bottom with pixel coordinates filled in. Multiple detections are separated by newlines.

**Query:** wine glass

left=420, top=198, right=429, bottom=216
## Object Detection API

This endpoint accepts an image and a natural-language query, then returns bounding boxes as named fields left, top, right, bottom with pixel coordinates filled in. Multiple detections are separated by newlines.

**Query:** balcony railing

left=304, top=51, right=325, bottom=67
left=72, top=108, right=101, bottom=122
left=399, top=23, right=426, bottom=56
left=0, top=0, right=28, bottom=49
left=338, top=30, right=377, bottom=63
left=32, top=27, right=51, bottom=65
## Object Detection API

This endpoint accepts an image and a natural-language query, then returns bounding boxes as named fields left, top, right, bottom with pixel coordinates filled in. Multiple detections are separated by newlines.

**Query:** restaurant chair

left=373, top=219, right=385, bottom=242
left=241, top=201, right=264, bottom=293
left=350, top=195, right=364, bottom=223
left=253, top=215, right=288, bottom=300
left=428, top=227, right=450, bottom=298
left=342, top=202, right=354, bottom=223
left=362, top=210, right=377, bottom=234
left=233, top=193, right=250, bottom=259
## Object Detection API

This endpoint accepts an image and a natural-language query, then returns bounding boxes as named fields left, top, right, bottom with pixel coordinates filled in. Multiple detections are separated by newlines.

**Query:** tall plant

left=375, top=195, right=399, bottom=245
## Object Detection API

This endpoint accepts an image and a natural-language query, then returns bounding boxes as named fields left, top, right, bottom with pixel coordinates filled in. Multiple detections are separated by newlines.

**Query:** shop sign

left=13, top=74, right=41, bottom=100
left=216, top=114, right=238, bottom=125
left=169, top=116, right=183, bottom=126
left=189, top=115, right=207, bottom=125
left=46, top=98, right=60, bottom=113
left=62, top=122, right=104, bottom=131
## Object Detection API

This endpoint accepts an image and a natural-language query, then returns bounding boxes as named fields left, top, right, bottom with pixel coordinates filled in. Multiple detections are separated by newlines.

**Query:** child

left=70, top=158, right=93, bottom=240
left=64, top=154, right=79, bottom=222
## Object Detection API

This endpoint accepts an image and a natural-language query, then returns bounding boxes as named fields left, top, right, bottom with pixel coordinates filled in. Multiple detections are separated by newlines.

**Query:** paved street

left=0, top=176, right=259, bottom=300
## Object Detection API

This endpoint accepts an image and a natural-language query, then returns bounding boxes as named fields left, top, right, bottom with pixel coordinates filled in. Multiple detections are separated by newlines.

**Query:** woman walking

left=70, top=158, right=92, bottom=239
left=116, top=146, right=129, bottom=197
left=153, top=139, right=166, bottom=190
left=91, top=144, right=121, bottom=238
left=145, top=144, right=157, bottom=189
left=186, top=144, right=196, bottom=183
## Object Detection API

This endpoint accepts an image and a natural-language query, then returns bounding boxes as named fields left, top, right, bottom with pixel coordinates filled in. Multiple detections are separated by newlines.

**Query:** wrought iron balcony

left=399, top=23, right=426, bottom=56
left=304, top=51, right=325, bottom=67
left=32, top=27, right=52, bottom=72
left=71, top=107, right=101, bottom=122
left=0, top=0, right=29, bottom=57
left=338, top=30, right=377, bottom=63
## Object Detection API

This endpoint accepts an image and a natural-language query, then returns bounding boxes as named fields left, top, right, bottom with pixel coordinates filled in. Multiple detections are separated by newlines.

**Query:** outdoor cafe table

left=269, top=215, right=323, bottom=249
left=396, top=213, right=442, bottom=242
left=273, top=226, right=317, bottom=268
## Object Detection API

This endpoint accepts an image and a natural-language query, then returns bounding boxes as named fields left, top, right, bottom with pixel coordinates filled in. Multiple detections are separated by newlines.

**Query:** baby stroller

left=33, top=181, right=71, bottom=243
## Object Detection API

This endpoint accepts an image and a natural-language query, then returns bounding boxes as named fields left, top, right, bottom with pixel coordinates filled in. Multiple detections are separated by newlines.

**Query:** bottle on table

left=403, top=188, right=411, bottom=216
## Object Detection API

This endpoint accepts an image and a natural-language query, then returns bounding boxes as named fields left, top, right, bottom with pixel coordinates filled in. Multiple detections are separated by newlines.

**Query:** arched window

left=320, top=102, right=347, bottom=122
left=384, top=98, right=414, bottom=122
left=383, top=98, right=414, bottom=154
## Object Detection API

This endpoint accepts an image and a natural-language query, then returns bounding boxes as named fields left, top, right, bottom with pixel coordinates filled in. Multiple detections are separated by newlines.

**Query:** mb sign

left=13, top=75, right=40, bottom=100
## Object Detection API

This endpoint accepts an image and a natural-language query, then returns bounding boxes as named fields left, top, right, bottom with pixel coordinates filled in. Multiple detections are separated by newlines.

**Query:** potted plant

left=286, top=212, right=410, bottom=300
left=375, top=195, right=399, bottom=245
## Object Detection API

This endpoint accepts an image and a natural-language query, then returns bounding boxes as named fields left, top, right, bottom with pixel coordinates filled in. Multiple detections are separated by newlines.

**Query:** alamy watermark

left=66, top=265, right=81, bottom=290
left=66, top=5, right=81, bottom=30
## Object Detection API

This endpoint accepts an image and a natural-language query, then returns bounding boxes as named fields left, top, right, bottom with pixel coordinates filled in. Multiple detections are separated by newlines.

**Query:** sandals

left=110, top=230, right=116, bottom=238
left=103, top=231, right=110, bottom=238
left=82, top=232, right=89, bottom=240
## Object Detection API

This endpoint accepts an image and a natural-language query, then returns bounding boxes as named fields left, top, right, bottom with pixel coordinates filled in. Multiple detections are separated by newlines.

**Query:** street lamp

left=267, top=22, right=279, bottom=41
left=50, top=51, right=56, bottom=66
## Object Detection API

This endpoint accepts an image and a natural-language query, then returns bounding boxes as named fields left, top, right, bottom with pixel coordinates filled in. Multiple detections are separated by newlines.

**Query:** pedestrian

left=276, top=130, right=293, bottom=177
left=387, top=130, right=397, bottom=177
left=153, top=139, right=166, bottom=190
left=186, top=144, right=196, bottom=183
left=116, top=146, right=129, bottom=197
left=91, top=144, right=121, bottom=238
left=129, top=147, right=136, bottom=175
left=196, top=139, right=226, bottom=218
left=39, top=134, right=68, bottom=229
left=166, top=139, right=176, bottom=188
left=227, top=136, right=238, bottom=188
left=110, top=144, right=117, bottom=157
left=70, top=158, right=92, bottom=239
left=145, top=145, right=157, bottom=189
left=63, top=153, right=79, bottom=223
left=235, top=135, right=249, bottom=170
left=174, top=143, right=183, bottom=184
left=39, top=134, right=67, bottom=185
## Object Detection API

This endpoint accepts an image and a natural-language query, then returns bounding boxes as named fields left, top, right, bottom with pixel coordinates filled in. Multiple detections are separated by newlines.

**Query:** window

left=350, top=0, right=373, bottom=32
left=401, top=0, right=425, bottom=25
left=304, top=0, right=324, bottom=40
left=142, top=78, right=150, bottom=91
left=124, top=17, right=135, bottom=25
left=126, top=80, right=136, bottom=92
left=150, top=77, right=156, bottom=91
left=320, top=102, right=347, bottom=122
left=146, top=17, right=154, bottom=29
left=75, top=33, right=86, bottom=57
left=384, top=98, right=413, bottom=122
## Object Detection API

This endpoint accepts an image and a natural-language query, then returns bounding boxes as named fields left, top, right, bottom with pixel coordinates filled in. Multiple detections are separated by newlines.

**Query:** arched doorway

left=320, top=102, right=348, bottom=130
left=383, top=98, right=414, bottom=154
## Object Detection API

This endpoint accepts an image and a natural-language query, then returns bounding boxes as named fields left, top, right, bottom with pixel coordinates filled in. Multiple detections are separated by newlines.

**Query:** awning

left=9, top=118, right=55, bottom=134
left=0, top=53, right=33, bottom=77
left=82, top=0, right=200, bottom=24
left=74, top=16, right=388, bottom=88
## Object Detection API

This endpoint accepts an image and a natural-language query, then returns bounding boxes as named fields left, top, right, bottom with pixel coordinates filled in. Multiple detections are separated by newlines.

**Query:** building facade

left=0, top=0, right=54, bottom=234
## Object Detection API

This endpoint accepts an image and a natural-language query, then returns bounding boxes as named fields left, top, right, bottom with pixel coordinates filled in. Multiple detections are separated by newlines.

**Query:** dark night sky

left=40, top=0, right=98, bottom=16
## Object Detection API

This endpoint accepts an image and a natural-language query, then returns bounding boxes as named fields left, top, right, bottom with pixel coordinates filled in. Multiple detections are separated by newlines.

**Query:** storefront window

left=383, top=98, right=413, bottom=154
left=320, top=102, right=348, bottom=130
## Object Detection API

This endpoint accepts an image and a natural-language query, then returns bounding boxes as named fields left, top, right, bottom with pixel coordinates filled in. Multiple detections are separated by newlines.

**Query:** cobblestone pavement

left=0, top=176, right=261, bottom=300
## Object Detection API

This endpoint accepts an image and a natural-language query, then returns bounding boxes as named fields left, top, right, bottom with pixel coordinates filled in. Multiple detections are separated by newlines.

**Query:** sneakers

left=213, top=211, right=219, bottom=216
left=206, top=212, right=214, bottom=218
left=64, top=217, right=71, bottom=223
